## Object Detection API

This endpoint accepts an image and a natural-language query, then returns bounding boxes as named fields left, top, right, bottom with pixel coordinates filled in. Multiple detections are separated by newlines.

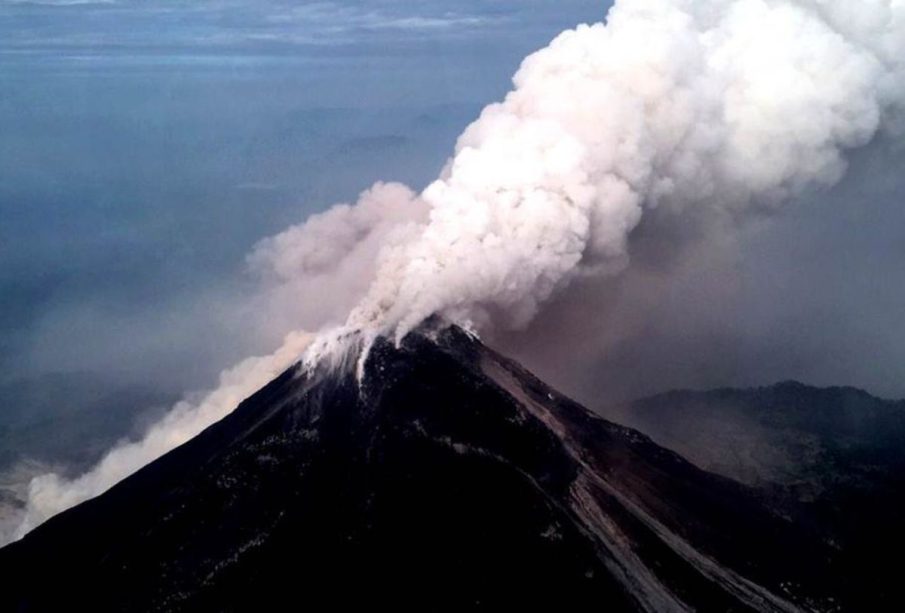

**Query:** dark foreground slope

left=0, top=329, right=852, bottom=611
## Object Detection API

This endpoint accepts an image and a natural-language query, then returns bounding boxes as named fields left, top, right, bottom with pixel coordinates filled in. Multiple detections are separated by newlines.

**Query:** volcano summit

left=0, top=327, right=866, bottom=611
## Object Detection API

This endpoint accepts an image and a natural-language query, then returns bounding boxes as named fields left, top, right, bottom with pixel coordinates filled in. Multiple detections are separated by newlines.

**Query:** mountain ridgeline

left=0, top=327, right=887, bottom=610
left=609, top=380, right=905, bottom=609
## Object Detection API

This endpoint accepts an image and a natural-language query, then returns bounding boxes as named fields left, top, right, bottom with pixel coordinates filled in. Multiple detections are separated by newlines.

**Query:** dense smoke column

left=336, top=0, right=902, bottom=348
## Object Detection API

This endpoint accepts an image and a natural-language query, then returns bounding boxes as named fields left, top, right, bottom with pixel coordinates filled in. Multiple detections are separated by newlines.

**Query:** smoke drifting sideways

left=304, top=0, right=905, bottom=362
left=6, top=0, right=905, bottom=544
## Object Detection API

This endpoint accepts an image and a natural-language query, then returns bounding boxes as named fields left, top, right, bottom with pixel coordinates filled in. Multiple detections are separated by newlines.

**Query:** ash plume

left=336, top=0, right=903, bottom=343
left=6, top=0, right=905, bottom=544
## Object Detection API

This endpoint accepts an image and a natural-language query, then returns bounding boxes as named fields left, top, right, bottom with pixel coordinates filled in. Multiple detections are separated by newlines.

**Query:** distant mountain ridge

left=609, top=379, right=905, bottom=607
left=611, top=380, right=905, bottom=494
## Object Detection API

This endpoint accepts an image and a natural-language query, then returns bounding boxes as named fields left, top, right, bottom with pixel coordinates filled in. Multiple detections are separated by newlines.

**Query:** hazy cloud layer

left=0, top=0, right=604, bottom=58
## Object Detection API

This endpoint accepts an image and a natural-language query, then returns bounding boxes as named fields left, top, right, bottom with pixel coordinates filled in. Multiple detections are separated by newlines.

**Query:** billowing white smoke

left=331, top=0, right=904, bottom=346
left=245, top=182, right=426, bottom=339
left=3, top=182, right=424, bottom=544
left=6, top=0, right=904, bottom=543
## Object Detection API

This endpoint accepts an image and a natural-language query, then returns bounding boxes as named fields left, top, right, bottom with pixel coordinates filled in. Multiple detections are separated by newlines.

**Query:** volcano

left=0, top=327, right=857, bottom=611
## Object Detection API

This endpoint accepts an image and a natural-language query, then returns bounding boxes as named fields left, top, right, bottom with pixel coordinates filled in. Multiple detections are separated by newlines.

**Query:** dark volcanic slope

left=0, top=329, right=850, bottom=611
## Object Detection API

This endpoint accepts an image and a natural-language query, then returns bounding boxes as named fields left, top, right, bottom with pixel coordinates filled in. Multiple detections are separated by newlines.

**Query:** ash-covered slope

left=0, top=328, right=848, bottom=611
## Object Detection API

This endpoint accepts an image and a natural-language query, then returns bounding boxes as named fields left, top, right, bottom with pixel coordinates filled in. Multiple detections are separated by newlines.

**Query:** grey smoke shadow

left=495, top=136, right=905, bottom=407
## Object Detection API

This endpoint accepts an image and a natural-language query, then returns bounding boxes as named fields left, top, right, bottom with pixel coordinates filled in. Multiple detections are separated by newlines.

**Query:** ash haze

left=3, top=0, right=905, bottom=543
